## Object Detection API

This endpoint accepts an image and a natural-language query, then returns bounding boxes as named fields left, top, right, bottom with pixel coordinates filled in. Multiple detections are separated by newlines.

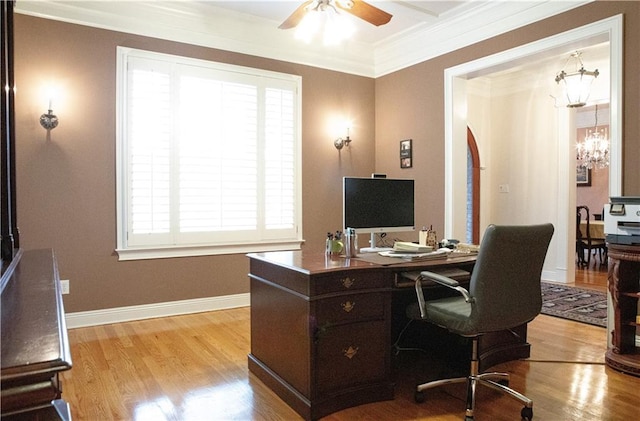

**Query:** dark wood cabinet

left=1, top=249, right=72, bottom=420
left=247, top=251, right=531, bottom=420
left=606, top=243, right=640, bottom=377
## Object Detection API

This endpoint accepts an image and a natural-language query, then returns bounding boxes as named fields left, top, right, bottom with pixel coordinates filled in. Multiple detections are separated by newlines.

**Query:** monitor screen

left=343, top=177, right=415, bottom=234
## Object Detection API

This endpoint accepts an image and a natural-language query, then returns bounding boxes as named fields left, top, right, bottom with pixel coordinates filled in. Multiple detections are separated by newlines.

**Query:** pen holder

left=344, top=229, right=357, bottom=258
left=326, top=239, right=343, bottom=256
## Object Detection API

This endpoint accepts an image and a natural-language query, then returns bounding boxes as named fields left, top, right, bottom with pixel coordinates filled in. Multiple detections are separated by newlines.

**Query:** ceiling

left=16, top=0, right=591, bottom=77
left=197, top=0, right=470, bottom=44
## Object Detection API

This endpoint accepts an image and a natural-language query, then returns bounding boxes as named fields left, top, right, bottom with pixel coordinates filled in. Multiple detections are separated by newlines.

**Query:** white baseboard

left=542, top=268, right=568, bottom=284
left=65, top=293, right=250, bottom=329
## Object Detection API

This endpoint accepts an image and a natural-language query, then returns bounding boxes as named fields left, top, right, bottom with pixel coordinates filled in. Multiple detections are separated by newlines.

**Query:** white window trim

left=115, top=47, right=303, bottom=261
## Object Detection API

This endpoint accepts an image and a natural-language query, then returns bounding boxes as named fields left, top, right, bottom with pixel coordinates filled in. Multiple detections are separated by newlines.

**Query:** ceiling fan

left=278, top=0, right=393, bottom=30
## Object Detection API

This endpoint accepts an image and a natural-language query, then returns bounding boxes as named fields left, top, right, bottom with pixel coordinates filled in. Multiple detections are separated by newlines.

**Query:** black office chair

left=406, top=224, right=554, bottom=421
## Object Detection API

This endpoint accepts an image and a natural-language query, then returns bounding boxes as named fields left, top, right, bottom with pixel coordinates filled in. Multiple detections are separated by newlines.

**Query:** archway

left=467, top=127, right=480, bottom=244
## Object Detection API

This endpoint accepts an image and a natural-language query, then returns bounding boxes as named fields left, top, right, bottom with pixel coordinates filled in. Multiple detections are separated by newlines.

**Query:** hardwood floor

left=60, top=269, right=640, bottom=421
left=574, top=254, right=608, bottom=291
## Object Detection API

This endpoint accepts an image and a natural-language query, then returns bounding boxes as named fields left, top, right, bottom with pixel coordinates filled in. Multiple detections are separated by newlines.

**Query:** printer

left=604, top=196, right=640, bottom=245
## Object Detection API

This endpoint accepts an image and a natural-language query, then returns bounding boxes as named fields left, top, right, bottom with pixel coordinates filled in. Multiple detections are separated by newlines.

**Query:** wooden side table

left=606, top=243, right=640, bottom=377
left=1, top=249, right=72, bottom=419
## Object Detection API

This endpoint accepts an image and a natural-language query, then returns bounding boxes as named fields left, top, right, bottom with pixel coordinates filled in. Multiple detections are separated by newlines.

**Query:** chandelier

left=577, top=104, right=609, bottom=169
left=555, top=51, right=599, bottom=108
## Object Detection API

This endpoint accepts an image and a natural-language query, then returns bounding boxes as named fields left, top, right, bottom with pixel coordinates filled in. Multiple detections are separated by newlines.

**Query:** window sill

left=115, top=240, right=304, bottom=261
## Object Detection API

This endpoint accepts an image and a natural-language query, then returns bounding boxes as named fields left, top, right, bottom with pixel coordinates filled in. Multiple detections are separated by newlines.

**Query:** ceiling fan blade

left=279, top=1, right=314, bottom=29
left=338, top=0, right=392, bottom=26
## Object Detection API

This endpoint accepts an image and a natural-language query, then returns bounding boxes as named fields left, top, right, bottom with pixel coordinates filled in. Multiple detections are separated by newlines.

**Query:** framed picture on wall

left=577, top=166, right=591, bottom=187
left=400, top=139, right=412, bottom=168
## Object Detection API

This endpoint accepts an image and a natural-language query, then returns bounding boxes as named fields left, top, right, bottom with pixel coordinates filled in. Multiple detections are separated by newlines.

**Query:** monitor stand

left=359, top=233, right=393, bottom=253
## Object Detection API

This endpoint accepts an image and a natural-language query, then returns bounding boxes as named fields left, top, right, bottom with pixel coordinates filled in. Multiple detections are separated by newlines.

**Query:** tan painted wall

left=376, top=1, right=640, bottom=240
left=13, top=1, right=639, bottom=313
left=14, top=15, right=376, bottom=312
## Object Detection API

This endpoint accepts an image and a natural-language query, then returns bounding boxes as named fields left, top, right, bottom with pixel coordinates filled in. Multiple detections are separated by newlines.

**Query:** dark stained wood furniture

left=606, top=243, right=640, bottom=377
left=247, top=250, right=532, bottom=420
left=1, top=249, right=72, bottom=420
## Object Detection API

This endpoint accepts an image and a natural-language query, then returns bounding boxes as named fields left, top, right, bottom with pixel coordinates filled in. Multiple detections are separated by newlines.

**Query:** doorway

left=445, top=15, right=622, bottom=284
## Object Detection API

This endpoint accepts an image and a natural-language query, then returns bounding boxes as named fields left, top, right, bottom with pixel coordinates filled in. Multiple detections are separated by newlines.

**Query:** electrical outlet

left=60, top=279, right=70, bottom=295
left=498, top=184, right=510, bottom=193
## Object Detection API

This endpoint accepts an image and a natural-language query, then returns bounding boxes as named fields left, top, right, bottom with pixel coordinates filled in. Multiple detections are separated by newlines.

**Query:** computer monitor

left=343, top=177, right=415, bottom=251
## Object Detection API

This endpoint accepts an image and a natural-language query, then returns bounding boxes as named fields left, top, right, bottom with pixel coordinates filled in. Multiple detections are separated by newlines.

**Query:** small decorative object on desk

left=440, top=238, right=460, bottom=249
left=455, top=243, right=480, bottom=254
left=425, top=225, right=438, bottom=248
left=419, top=226, right=429, bottom=246
left=326, top=231, right=344, bottom=256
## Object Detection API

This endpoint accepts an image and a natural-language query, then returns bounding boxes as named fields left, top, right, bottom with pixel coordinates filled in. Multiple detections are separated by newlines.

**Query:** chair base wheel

left=414, top=390, right=425, bottom=403
left=521, top=406, right=533, bottom=420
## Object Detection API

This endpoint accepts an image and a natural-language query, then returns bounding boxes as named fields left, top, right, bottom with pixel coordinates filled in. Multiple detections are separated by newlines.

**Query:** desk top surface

left=1, top=249, right=71, bottom=379
left=247, top=249, right=477, bottom=275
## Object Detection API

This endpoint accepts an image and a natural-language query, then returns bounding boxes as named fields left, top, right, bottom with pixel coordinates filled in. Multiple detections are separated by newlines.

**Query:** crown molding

left=16, top=1, right=591, bottom=78
left=373, top=1, right=590, bottom=76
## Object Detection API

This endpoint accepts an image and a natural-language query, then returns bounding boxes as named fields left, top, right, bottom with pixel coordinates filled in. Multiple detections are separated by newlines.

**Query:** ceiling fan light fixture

left=294, top=1, right=355, bottom=46
left=323, top=10, right=355, bottom=45
left=284, top=0, right=387, bottom=45
left=295, top=10, right=323, bottom=43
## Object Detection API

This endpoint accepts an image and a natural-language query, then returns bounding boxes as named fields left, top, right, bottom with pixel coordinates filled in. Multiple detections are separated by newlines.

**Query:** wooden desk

left=247, top=251, right=531, bottom=420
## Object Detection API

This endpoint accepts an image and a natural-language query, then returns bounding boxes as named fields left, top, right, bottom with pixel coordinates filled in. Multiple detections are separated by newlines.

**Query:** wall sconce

left=40, top=108, right=59, bottom=130
left=554, top=51, right=599, bottom=108
left=39, top=91, right=59, bottom=130
left=334, top=128, right=352, bottom=150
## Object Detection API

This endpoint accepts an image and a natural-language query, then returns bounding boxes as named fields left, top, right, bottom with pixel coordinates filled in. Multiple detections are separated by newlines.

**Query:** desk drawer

left=315, top=320, right=387, bottom=394
left=313, top=271, right=386, bottom=295
left=316, top=293, right=385, bottom=324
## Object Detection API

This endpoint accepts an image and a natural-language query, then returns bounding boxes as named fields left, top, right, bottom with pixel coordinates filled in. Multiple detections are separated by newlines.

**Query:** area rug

left=540, top=282, right=607, bottom=328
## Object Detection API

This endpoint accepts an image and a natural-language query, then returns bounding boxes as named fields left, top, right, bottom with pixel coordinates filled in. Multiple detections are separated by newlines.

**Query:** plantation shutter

left=118, top=48, right=301, bottom=257
left=127, top=58, right=172, bottom=246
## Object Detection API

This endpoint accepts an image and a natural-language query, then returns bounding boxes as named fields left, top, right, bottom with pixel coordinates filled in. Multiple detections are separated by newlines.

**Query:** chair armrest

left=419, top=271, right=474, bottom=303
left=402, top=270, right=474, bottom=319
left=420, top=271, right=460, bottom=287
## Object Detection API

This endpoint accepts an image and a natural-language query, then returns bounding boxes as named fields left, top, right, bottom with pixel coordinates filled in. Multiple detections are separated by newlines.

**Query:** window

left=116, top=47, right=302, bottom=260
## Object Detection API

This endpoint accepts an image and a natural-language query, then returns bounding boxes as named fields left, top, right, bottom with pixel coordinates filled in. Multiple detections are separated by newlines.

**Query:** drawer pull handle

left=341, top=277, right=355, bottom=289
left=341, top=301, right=355, bottom=312
left=343, top=345, right=359, bottom=359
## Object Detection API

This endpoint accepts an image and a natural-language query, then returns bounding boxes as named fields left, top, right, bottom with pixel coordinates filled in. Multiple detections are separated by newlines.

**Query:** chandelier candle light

left=577, top=104, right=609, bottom=169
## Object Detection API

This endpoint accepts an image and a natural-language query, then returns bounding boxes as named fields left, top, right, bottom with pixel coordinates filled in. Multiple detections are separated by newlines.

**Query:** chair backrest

left=468, top=224, right=554, bottom=333
left=576, top=205, right=590, bottom=241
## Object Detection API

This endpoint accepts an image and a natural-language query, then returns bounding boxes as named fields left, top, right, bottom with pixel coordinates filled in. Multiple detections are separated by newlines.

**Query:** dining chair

left=576, top=205, right=607, bottom=265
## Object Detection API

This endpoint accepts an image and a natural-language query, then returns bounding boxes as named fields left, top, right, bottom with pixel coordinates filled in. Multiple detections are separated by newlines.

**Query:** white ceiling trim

left=374, top=1, right=590, bottom=76
left=16, top=0, right=591, bottom=78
